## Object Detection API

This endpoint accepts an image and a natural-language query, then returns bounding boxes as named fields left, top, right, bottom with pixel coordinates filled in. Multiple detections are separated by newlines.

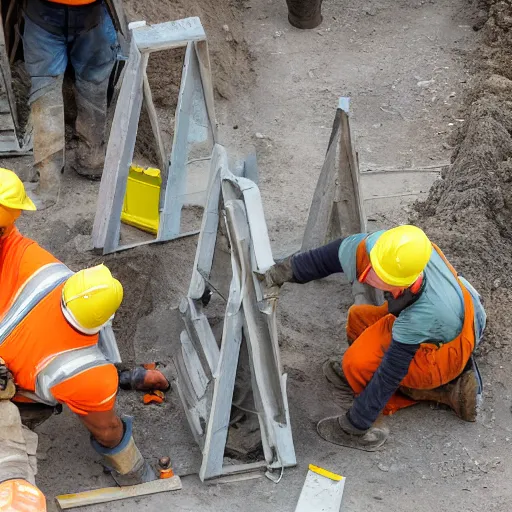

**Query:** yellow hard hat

left=62, top=264, right=123, bottom=332
left=0, top=168, right=36, bottom=211
left=370, top=225, right=432, bottom=287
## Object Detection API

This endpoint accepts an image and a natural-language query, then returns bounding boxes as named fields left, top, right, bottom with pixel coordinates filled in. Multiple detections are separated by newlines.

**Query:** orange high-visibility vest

left=0, top=229, right=118, bottom=415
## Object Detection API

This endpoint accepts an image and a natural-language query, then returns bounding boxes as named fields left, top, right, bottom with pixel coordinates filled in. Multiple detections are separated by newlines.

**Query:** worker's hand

left=338, top=412, right=368, bottom=436
left=91, top=416, right=156, bottom=486
left=264, top=255, right=296, bottom=287
left=0, top=480, right=46, bottom=511
left=0, top=357, right=15, bottom=400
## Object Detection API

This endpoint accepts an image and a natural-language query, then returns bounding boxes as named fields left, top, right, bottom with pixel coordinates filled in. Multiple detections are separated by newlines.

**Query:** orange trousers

left=342, top=303, right=474, bottom=415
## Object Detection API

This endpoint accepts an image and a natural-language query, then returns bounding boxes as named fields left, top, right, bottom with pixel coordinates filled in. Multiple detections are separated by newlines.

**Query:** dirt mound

left=123, top=0, right=251, bottom=101
left=415, top=0, right=512, bottom=347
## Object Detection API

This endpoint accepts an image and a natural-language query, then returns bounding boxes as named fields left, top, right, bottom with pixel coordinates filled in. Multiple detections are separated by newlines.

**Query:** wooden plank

left=301, top=108, right=342, bottom=251
left=199, top=272, right=244, bottom=481
left=56, top=476, right=182, bottom=510
left=225, top=199, right=296, bottom=469
left=188, top=144, right=224, bottom=299
left=295, top=466, right=345, bottom=512
left=193, top=40, right=218, bottom=142
left=142, top=53, right=168, bottom=176
left=337, top=98, right=367, bottom=233
left=132, top=18, right=206, bottom=53
left=180, top=330, right=209, bottom=399
left=205, top=471, right=263, bottom=485
left=92, top=38, right=144, bottom=253
left=158, top=42, right=196, bottom=240
left=0, top=4, right=18, bottom=131
left=179, top=298, right=220, bottom=379
left=221, top=461, right=268, bottom=475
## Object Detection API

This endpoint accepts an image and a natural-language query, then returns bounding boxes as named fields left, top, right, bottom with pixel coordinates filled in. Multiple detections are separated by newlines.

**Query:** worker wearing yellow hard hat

left=265, top=225, right=486, bottom=451
left=0, top=169, right=155, bottom=510
left=0, top=167, right=36, bottom=238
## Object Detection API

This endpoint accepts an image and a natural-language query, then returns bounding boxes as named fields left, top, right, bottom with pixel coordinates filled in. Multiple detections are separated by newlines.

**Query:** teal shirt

left=338, top=232, right=486, bottom=345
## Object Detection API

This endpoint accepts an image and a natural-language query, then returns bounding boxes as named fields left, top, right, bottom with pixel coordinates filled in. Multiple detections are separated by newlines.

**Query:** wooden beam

left=92, top=38, right=144, bottom=253
left=142, top=53, right=168, bottom=175
left=132, top=18, right=206, bottom=53
left=199, top=274, right=244, bottom=481
left=188, top=145, right=224, bottom=300
left=295, top=466, right=345, bottom=512
left=194, top=40, right=218, bottom=142
left=55, top=476, right=182, bottom=510
left=158, top=42, right=197, bottom=240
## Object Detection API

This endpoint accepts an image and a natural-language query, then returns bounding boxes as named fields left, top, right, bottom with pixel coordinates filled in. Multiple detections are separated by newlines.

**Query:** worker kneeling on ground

left=0, top=169, right=155, bottom=508
left=266, top=225, right=486, bottom=451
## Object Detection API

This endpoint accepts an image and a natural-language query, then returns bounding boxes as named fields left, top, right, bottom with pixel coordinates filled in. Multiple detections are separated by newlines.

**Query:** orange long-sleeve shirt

left=0, top=229, right=118, bottom=415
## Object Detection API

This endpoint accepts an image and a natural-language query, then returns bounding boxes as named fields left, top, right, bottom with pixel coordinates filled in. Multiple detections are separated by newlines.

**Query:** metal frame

left=92, top=17, right=218, bottom=254
left=174, top=144, right=296, bottom=481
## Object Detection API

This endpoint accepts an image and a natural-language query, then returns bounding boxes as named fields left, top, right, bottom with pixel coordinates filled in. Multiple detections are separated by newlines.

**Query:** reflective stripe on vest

left=0, top=263, right=72, bottom=345
left=0, top=263, right=112, bottom=406
left=35, top=345, right=110, bottom=405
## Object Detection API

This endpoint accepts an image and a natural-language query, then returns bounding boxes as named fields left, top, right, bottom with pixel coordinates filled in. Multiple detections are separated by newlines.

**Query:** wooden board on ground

left=295, top=465, right=346, bottom=512
left=56, top=476, right=182, bottom=510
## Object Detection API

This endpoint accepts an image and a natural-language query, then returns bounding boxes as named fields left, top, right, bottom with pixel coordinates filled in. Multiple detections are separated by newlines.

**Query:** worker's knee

left=93, top=420, right=123, bottom=449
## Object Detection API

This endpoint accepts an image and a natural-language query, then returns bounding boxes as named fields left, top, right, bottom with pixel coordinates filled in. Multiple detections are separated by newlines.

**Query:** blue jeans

left=23, top=0, right=118, bottom=103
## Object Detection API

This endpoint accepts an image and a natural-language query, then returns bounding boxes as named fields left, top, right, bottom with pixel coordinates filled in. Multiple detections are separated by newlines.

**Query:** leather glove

left=91, top=416, right=156, bottom=486
left=0, top=358, right=15, bottom=400
left=264, top=255, right=297, bottom=287
left=338, top=412, right=368, bottom=436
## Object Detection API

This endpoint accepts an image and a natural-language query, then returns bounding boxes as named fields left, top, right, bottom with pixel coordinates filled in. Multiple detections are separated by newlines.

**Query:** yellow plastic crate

left=121, top=165, right=161, bottom=235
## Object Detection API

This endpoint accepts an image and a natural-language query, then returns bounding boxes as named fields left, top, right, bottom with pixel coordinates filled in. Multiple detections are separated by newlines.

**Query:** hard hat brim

left=0, top=196, right=37, bottom=211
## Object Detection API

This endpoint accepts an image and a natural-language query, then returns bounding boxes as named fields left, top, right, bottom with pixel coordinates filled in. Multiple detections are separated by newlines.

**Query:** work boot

left=73, top=77, right=109, bottom=180
left=317, top=412, right=389, bottom=452
left=400, top=369, right=479, bottom=422
left=322, top=358, right=351, bottom=390
left=286, top=0, right=323, bottom=29
left=31, top=79, right=65, bottom=210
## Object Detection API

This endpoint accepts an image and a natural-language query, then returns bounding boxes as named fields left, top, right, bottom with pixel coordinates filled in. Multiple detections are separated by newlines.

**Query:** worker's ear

left=0, top=227, right=5, bottom=238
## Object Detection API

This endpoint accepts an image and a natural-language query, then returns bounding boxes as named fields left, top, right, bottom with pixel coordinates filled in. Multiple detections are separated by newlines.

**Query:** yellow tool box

left=121, top=165, right=161, bottom=235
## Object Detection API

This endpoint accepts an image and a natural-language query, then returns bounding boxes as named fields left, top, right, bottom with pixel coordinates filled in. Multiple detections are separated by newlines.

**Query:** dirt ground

left=6, top=0, right=512, bottom=510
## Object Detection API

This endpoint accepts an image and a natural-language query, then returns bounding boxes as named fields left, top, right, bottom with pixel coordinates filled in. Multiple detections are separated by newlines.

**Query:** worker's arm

left=266, top=239, right=344, bottom=286
left=51, top=365, right=155, bottom=485
left=346, top=340, right=420, bottom=431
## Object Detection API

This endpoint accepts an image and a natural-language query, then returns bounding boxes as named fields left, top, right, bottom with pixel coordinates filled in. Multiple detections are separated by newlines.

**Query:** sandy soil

left=5, top=0, right=512, bottom=510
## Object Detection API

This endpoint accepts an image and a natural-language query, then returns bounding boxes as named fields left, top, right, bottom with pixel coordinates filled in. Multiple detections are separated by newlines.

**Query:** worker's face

left=0, top=206, right=20, bottom=238
left=362, top=268, right=406, bottom=296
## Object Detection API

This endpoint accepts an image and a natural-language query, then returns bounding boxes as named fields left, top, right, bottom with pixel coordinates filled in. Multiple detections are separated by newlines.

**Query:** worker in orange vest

left=0, top=169, right=155, bottom=509
left=266, top=225, right=486, bottom=451
left=22, top=0, right=121, bottom=209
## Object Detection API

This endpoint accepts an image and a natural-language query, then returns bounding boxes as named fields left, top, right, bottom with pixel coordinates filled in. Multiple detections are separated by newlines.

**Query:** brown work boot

left=31, top=79, right=65, bottom=210
left=322, top=358, right=351, bottom=390
left=400, top=370, right=478, bottom=422
left=74, top=139, right=105, bottom=180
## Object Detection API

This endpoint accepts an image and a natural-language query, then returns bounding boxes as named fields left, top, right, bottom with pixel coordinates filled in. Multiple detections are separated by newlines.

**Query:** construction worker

left=266, top=225, right=486, bottom=451
left=0, top=364, right=46, bottom=511
left=22, top=0, right=119, bottom=209
left=0, top=169, right=155, bottom=507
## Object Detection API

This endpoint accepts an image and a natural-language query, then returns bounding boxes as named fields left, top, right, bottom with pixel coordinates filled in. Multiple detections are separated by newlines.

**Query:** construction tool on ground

left=294, top=464, right=346, bottom=512
left=55, top=477, right=182, bottom=510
